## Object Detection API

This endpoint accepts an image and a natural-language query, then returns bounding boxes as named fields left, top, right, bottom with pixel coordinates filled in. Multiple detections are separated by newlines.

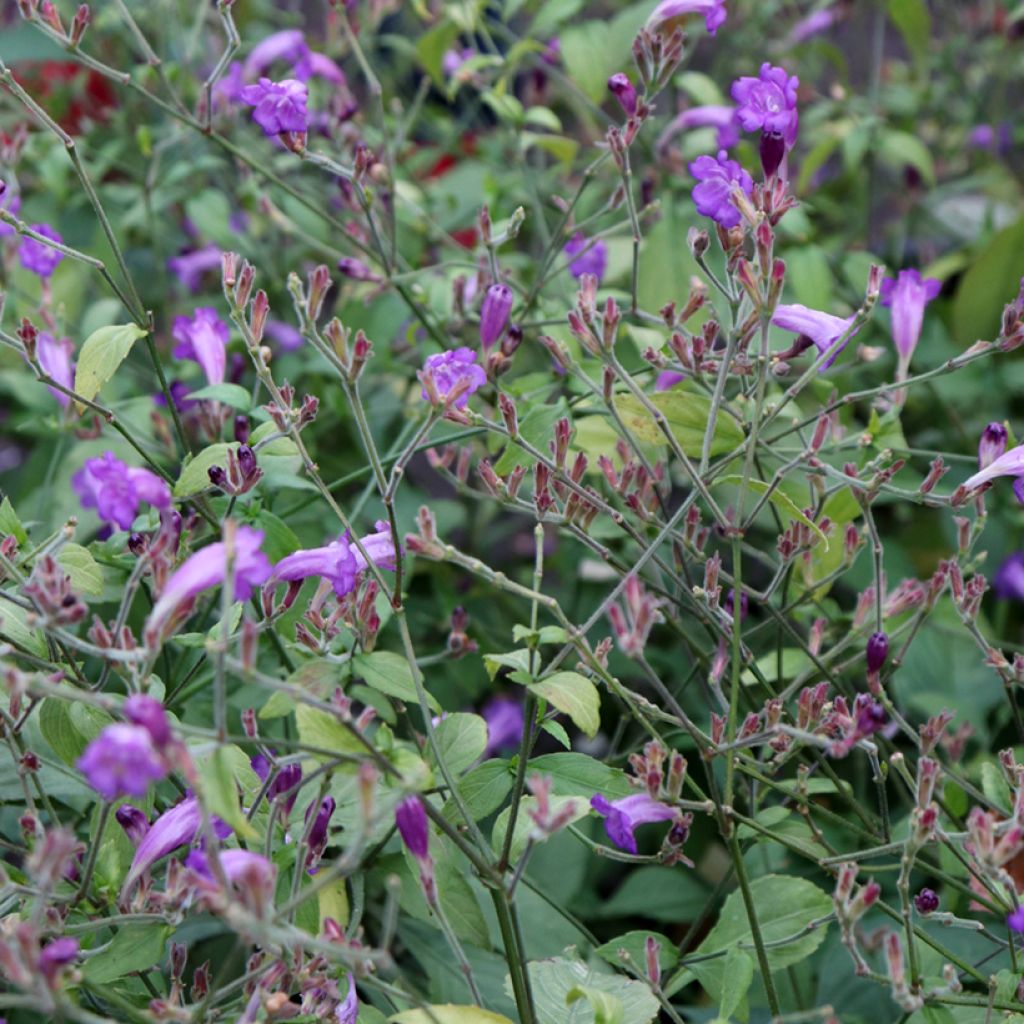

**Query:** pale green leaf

left=529, top=671, right=600, bottom=737
left=58, top=543, right=104, bottom=596
left=74, top=323, right=147, bottom=409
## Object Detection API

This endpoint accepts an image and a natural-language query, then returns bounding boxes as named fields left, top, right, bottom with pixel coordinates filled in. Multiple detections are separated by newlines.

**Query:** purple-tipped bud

left=208, top=465, right=227, bottom=488
left=395, top=795, right=430, bottom=860
left=480, top=283, right=513, bottom=349
left=124, top=694, right=172, bottom=747
left=268, top=762, right=302, bottom=816
left=237, top=444, right=257, bottom=479
left=115, top=804, right=150, bottom=845
left=759, top=131, right=786, bottom=179
left=914, top=888, right=939, bottom=914
left=306, top=796, right=335, bottom=856
left=866, top=631, right=888, bottom=673
left=978, top=422, right=1008, bottom=470
left=234, top=415, right=250, bottom=444
left=607, top=73, right=638, bottom=116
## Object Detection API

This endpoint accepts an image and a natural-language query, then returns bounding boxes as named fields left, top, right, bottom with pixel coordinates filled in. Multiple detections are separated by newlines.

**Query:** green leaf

left=594, top=930, right=679, bottom=973
left=252, top=510, right=301, bottom=563
left=73, top=323, right=148, bottom=410
left=596, top=866, right=708, bottom=922
left=712, top=476, right=827, bottom=547
left=483, top=648, right=533, bottom=680
left=614, top=389, right=744, bottom=458
left=519, top=956, right=659, bottom=1024
left=58, top=543, right=104, bottom=596
left=389, top=1008, right=515, bottom=1024
left=444, top=759, right=513, bottom=821
left=432, top=713, right=488, bottom=775
left=416, top=19, right=460, bottom=86
left=82, top=922, right=172, bottom=983
left=174, top=442, right=232, bottom=498
left=887, top=0, right=930, bottom=71
left=529, top=671, right=600, bottom=738
left=718, top=948, right=754, bottom=1022
left=953, top=217, right=1024, bottom=345
left=981, top=761, right=1012, bottom=814
left=295, top=703, right=367, bottom=757
left=39, top=698, right=114, bottom=766
left=353, top=651, right=441, bottom=712
left=196, top=746, right=257, bottom=839
left=184, top=191, right=234, bottom=250
left=186, top=382, right=253, bottom=410
left=529, top=753, right=634, bottom=798
left=567, top=986, right=624, bottom=1024
left=0, top=599, right=46, bottom=656
left=542, top=720, right=572, bottom=749
left=0, top=496, right=28, bottom=544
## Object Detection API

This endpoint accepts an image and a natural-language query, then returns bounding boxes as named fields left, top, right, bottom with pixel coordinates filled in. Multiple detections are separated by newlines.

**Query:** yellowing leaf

left=74, top=323, right=147, bottom=410
left=390, top=1008, right=515, bottom=1024
left=614, top=389, right=744, bottom=458
left=529, top=671, right=600, bottom=738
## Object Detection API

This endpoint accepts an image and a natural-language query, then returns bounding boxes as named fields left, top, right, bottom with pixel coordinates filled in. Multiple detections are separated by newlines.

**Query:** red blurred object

left=417, top=134, right=479, bottom=248
left=11, top=61, right=117, bottom=134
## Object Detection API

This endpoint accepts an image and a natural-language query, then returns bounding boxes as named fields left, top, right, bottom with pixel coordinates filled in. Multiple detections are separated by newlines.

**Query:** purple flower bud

left=607, top=73, right=638, bottom=116
left=115, top=804, right=150, bottom=845
left=237, top=444, right=257, bottom=479
left=914, top=888, right=939, bottom=914
left=480, top=284, right=513, bottom=349
left=208, top=465, right=227, bottom=488
left=305, top=795, right=335, bottom=864
left=268, top=762, right=302, bottom=816
left=759, top=131, right=787, bottom=179
left=124, top=694, right=172, bottom=747
left=1009, top=906, right=1024, bottom=934
left=979, top=422, right=1008, bottom=470
left=866, top=631, right=889, bottom=673
left=395, top=795, right=430, bottom=860
left=38, top=937, right=79, bottom=983
left=234, top=415, right=250, bottom=443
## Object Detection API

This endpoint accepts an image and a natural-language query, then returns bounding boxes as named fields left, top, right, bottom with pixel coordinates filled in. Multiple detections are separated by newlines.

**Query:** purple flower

left=879, top=269, right=940, bottom=367
left=168, top=245, right=223, bottom=293
left=172, top=307, right=229, bottom=387
left=19, top=224, right=64, bottom=277
left=338, top=256, right=380, bottom=282
left=421, top=348, right=487, bottom=409
left=264, top=318, right=304, bottom=352
left=963, top=444, right=1024, bottom=493
left=0, top=188, right=21, bottom=236
left=305, top=795, right=336, bottom=871
left=124, top=694, right=172, bottom=747
left=482, top=697, right=525, bottom=756
left=979, top=423, right=1009, bottom=470
left=967, top=124, right=996, bottom=150
left=995, top=554, right=1024, bottom=601
left=789, top=6, right=839, bottom=43
left=37, top=333, right=74, bottom=408
left=564, top=233, right=609, bottom=283
left=655, top=371, right=686, bottom=391
left=294, top=51, right=346, bottom=85
left=480, top=283, right=513, bottom=349
left=646, top=0, right=728, bottom=37
left=184, top=847, right=277, bottom=888
left=115, top=804, right=150, bottom=845
left=337, top=974, right=358, bottom=1024
left=38, top=938, right=79, bottom=983
left=395, top=795, right=430, bottom=860
left=658, top=105, right=739, bottom=153
left=124, top=796, right=231, bottom=892
left=914, top=888, right=939, bottom=914
left=866, top=631, right=888, bottom=673
left=77, top=723, right=167, bottom=800
left=268, top=762, right=302, bottom=815
left=145, top=526, right=272, bottom=640
left=689, top=150, right=753, bottom=229
left=731, top=63, right=799, bottom=148
left=590, top=792, right=677, bottom=854
left=240, top=78, right=309, bottom=136
left=72, top=452, right=172, bottom=530
left=243, top=29, right=309, bottom=79
left=271, top=523, right=396, bottom=597
left=607, top=73, right=638, bottom=116
left=772, top=303, right=859, bottom=369
left=215, top=61, right=246, bottom=105
left=1009, top=906, right=1024, bottom=933
left=442, top=48, right=476, bottom=79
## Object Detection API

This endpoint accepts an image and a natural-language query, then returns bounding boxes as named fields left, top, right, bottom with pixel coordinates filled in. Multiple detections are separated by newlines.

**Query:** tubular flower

left=689, top=150, right=754, bottom=229
left=168, top=245, right=223, bottom=293
left=72, top=451, right=172, bottom=530
left=880, top=269, right=940, bottom=372
left=772, top=303, right=859, bottom=369
left=979, top=422, right=1009, bottom=470
left=242, top=29, right=309, bottom=79
left=37, top=333, right=74, bottom=408
left=590, top=792, right=678, bottom=854
left=270, top=523, right=396, bottom=597
left=395, top=795, right=430, bottom=860
left=172, top=307, right=229, bottom=387
left=145, top=526, right=272, bottom=641
left=646, top=0, right=727, bottom=37
left=963, top=444, right=1024, bottom=493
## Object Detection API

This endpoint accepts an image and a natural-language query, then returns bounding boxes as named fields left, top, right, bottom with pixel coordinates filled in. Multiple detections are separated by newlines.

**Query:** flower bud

left=759, top=131, right=786, bottom=179
left=607, top=73, right=638, bottom=116
left=480, top=283, right=513, bottom=349
left=866, top=631, right=888, bottom=674
left=395, top=795, right=430, bottom=861
left=914, top=888, right=939, bottom=915
left=978, top=422, right=1008, bottom=469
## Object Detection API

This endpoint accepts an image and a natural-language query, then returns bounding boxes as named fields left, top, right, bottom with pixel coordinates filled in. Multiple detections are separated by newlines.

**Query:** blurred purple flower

left=264, top=319, right=304, bottom=352
left=964, top=444, right=1024, bottom=493
left=442, top=48, right=475, bottom=79
left=607, top=73, right=638, bottom=116
left=421, top=348, right=487, bottom=408
left=294, top=51, right=347, bottom=85
left=655, top=371, right=686, bottom=391
left=38, top=938, right=79, bottom=983
left=395, top=795, right=430, bottom=860
left=77, top=724, right=167, bottom=800
left=689, top=150, right=753, bottom=228
left=184, top=847, right=277, bottom=888
left=482, top=696, right=525, bottom=756
left=153, top=379, right=198, bottom=412
left=772, top=303, right=858, bottom=369
left=145, top=526, right=272, bottom=640
left=243, top=29, right=309, bottom=79
left=115, top=804, right=150, bottom=845
left=564, top=233, right=608, bottom=283
left=172, top=307, right=229, bottom=386
left=124, top=694, right=173, bottom=746
left=37, top=333, right=74, bottom=408
left=880, top=269, right=940, bottom=367
left=1008, top=906, right=1024, bottom=933
left=267, top=762, right=302, bottom=815
left=789, top=6, right=839, bottom=43
left=19, top=224, right=64, bottom=277
left=0, top=189, right=21, bottom=236
left=72, top=451, right=172, bottom=530
left=240, top=78, right=309, bottom=135
left=337, top=974, right=359, bottom=1024
left=215, top=61, right=246, bottom=105
left=271, top=523, right=395, bottom=597
left=995, top=554, right=1024, bottom=601
left=731, top=63, right=799, bottom=147
left=646, top=0, right=728, bottom=36
left=591, top=792, right=677, bottom=854
left=658, top=105, right=740, bottom=153
left=168, top=245, right=222, bottom=293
